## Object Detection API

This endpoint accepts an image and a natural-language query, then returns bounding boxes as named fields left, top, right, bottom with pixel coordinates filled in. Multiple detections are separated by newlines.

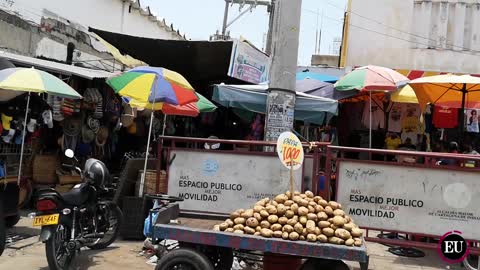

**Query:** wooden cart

left=152, top=217, right=369, bottom=270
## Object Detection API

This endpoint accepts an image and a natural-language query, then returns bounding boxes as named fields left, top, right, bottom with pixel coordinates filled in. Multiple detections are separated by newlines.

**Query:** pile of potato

left=213, top=191, right=363, bottom=247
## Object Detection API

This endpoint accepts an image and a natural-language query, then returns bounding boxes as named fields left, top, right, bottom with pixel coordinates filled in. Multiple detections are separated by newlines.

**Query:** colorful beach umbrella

left=334, top=65, right=409, bottom=92
left=107, top=66, right=197, bottom=105
left=390, top=85, right=419, bottom=104
left=0, top=67, right=82, bottom=184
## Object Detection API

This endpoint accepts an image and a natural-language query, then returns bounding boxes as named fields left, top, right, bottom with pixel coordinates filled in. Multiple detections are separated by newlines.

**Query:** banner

left=336, top=161, right=480, bottom=240
left=228, top=39, right=270, bottom=84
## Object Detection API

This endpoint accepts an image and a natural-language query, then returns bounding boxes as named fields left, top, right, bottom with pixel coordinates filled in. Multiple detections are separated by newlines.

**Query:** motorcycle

left=30, top=149, right=123, bottom=270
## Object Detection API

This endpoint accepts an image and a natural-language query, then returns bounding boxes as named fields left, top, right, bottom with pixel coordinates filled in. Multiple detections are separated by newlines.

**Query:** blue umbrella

left=296, top=71, right=339, bottom=83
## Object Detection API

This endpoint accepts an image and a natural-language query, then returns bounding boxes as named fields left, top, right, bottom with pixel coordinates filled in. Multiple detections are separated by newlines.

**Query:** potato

left=276, top=204, right=287, bottom=216
left=317, top=234, right=328, bottom=243
left=271, top=224, right=282, bottom=232
left=285, top=191, right=293, bottom=199
left=324, top=206, right=334, bottom=216
left=330, top=224, right=339, bottom=230
left=270, top=201, right=279, bottom=207
left=234, top=229, right=244, bottom=234
left=313, top=196, right=323, bottom=203
left=329, top=201, right=340, bottom=210
left=219, top=223, right=229, bottom=231
left=294, top=223, right=304, bottom=234
left=213, top=225, right=220, bottom=231
left=328, top=218, right=334, bottom=223
left=285, top=210, right=295, bottom=219
left=274, top=194, right=288, bottom=204
left=260, top=210, right=270, bottom=218
left=318, top=200, right=329, bottom=207
left=307, top=213, right=318, bottom=222
left=267, top=205, right=278, bottom=215
left=289, top=232, right=300, bottom=241
left=244, top=226, right=256, bottom=235
left=354, top=238, right=363, bottom=247
left=230, top=211, right=240, bottom=220
left=292, top=215, right=299, bottom=221
left=225, top=219, right=234, bottom=227
left=300, top=235, right=306, bottom=241
left=256, top=226, right=262, bottom=232
left=253, top=205, right=264, bottom=213
left=300, top=194, right=307, bottom=199
left=260, top=228, right=273, bottom=238
left=307, top=234, right=317, bottom=242
left=299, top=199, right=309, bottom=207
left=333, top=209, right=345, bottom=217
left=335, top=229, right=352, bottom=240
left=246, top=217, right=259, bottom=228
left=344, top=216, right=352, bottom=223
left=302, top=228, right=308, bottom=237
left=278, top=217, right=288, bottom=225
left=282, top=232, right=290, bottom=240
left=308, top=205, right=316, bottom=213
left=254, top=232, right=261, bottom=236
left=267, top=215, right=279, bottom=224
left=305, top=190, right=314, bottom=198
left=284, top=200, right=294, bottom=207
left=332, top=216, right=346, bottom=227
left=306, top=220, right=316, bottom=234
left=291, top=203, right=299, bottom=214
left=328, top=236, right=344, bottom=245
left=318, top=221, right=331, bottom=228
left=225, top=228, right=234, bottom=233
left=343, top=223, right=355, bottom=231
left=298, top=206, right=309, bottom=216
left=314, top=205, right=324, bottom=213
left=292, top=196, right=302, bottom=204
left=317, top=212, right=328, bottom=221
left=322, top=227, right=335, bottom=237
left=233, top=224, right=245, bottom=231
left=241, top=209, right=254, bottom=218
left=308, top=201, right=317, bottom=207
left=234, top=217, right=246, bottom=225
left=299, top=216, right=308, bottom=225
left=256, top=199, right=267, bottom=207
left=351, top=228, right=363, bottom=238
left=273, top=231, right=283, bottom=238
left=345, top=238, right=354, bottom=246
left=238, top=209, right=245, bottom=214
left=293, top=191, right=301, bottom=196
left=260, top=221, right=271, bottom=229
left=314, top=227, right=321, bottom=235
left=287, top=218, right=298, bottom=226
left=253, top=213, right=262, bottom=222
left=283, top=224, right=294, bottom=233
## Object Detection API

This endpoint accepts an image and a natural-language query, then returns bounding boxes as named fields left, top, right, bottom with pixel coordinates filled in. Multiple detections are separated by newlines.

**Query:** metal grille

left=0, top=142, right=32, bottom=156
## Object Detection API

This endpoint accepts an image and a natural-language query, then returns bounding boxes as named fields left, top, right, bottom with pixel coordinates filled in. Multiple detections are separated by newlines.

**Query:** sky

left=142, top=0, right=347, bottom=66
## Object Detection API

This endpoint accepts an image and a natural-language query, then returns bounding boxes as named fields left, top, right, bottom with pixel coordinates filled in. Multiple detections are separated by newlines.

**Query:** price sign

left=276, top=132, right=304, bottom=170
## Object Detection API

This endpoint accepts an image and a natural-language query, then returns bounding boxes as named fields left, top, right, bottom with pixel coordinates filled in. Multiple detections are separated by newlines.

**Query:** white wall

left=344, top=0, right=480, bottom=74
left=3, top=0, right=182, bottom=40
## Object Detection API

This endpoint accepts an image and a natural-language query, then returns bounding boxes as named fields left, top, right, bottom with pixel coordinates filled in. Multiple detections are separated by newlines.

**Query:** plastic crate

left=119, top=196, right=152, bottom=240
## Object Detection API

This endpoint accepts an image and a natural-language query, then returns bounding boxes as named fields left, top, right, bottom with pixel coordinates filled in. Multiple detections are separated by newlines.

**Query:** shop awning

left=0, top=51, right=116, bottom=79
left=213, top=84, right=338, bottom=125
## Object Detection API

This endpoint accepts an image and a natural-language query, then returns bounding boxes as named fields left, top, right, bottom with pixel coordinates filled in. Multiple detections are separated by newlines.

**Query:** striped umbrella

left=0, top=67, right=82, bottom=184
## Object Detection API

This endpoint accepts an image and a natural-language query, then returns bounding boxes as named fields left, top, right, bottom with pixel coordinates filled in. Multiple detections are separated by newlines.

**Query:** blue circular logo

left=203, top=159, right=219, bottom=176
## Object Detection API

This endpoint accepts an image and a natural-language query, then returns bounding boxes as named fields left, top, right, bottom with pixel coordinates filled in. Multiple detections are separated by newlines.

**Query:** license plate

left=33, top=214, right=60, bottom=226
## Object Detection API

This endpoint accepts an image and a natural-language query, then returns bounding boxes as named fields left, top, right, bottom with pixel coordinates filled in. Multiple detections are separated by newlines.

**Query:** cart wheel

left=155, top=248, right=214, bottom=270
left=301, top=258, right=349, bottom=270
left=204, top=247, right=234, bottom=270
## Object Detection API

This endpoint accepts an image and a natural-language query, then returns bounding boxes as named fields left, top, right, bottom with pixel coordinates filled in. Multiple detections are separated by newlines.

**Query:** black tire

left=45, top=225, right=75, bottom=270
left=88, top=204, right=123, bottom=250
left=0, top=200, right=6, bottom=256
left=155, top=248, right=215, bottom=270
left=301, top=258, right=350, bottom=270
left=5, top=214, right=20, bottom=228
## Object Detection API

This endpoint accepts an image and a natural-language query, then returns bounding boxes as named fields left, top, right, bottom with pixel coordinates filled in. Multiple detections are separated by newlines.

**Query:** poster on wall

left=465, top=109, right=479, bottom=133
left=336, top=161, right=480, bottom=240
left=264, top=92, right=295, bottom=143
left=168, top=150, right=302, bottom=214
left=228, top=38, right=270, bottom=84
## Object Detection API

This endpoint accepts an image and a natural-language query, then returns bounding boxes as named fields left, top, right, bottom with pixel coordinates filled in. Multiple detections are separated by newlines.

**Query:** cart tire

left=0, top=200, right=5, bottom=256
left=301, top=258, right=350, bottom=270
left=155, top=248, right=214, bottom=270
left=5, top=214, right=20, bottom=228
left=205, top=247, right=234, bottom=270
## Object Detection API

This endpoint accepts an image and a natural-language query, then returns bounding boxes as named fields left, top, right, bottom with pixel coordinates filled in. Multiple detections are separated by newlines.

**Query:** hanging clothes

left=388, top=103, right=403, bottom=133
left=362, top=97, right=385, bottom=130
left=465, top=109, right=479, bottom=133
left=433, top=106, right=458, bottom=129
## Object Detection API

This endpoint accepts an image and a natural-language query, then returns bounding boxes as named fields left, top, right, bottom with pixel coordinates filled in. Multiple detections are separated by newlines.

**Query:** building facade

left=341, top=0, right=480, bottom=74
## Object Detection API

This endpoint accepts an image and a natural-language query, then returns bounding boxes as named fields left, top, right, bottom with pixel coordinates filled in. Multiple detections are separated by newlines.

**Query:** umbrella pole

left=17, top=92, right=31, bottom=185
left=460, top=83, right=467, bottom=143
left=139, top=111, right=155, bottom=197
left=369, top=91, right=372, bottom=148
left=162, top=114, right=167, bottom=138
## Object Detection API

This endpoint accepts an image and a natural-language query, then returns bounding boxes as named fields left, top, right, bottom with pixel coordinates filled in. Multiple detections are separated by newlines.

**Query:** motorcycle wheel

left=88, top=204, right=123, bottom=250
left=0, top=200, right=6, bottom=256
left=45, top=224, right=75, bottom=270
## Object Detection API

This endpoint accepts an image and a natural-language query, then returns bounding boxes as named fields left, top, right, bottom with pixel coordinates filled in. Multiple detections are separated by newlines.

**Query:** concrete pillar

left=411, top=1, right=422, bottom=48
left=437, top=1, right=449, bottom=49
left=470, top=4, right=480, bottom=51
left=418, top=1, right=432, bottom=49
left=453, top=2, right=466, bottom=51
left=265, top=0, right=302, bottom=143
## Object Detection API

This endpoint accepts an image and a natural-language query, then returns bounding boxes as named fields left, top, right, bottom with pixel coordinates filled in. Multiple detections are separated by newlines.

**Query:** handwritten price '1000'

left=282, top=146, right=300, bottom=163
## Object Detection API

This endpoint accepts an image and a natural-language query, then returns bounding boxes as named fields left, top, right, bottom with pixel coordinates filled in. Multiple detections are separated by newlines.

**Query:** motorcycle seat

left=62, top=184, right=89, bottom=206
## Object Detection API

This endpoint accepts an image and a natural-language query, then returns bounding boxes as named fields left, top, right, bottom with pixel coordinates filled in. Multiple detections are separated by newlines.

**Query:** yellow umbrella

left=390, top=85, right=418, bottom=104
